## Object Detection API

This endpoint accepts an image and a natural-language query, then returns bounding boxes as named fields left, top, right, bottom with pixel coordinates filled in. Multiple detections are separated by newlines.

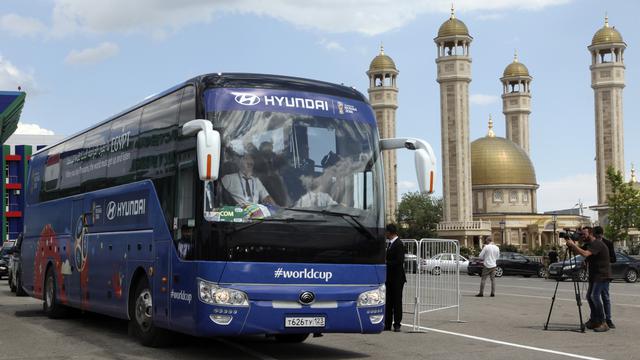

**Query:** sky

left=0, top=0, right=638, bottom=218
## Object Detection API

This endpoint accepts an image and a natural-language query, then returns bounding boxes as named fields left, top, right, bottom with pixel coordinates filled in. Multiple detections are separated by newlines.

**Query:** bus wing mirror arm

left=379, top=137, right=436, bottom=194
left=182, top=119, right=221, bottom=181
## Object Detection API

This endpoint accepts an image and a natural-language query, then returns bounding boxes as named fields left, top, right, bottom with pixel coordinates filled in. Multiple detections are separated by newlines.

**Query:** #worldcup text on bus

left=273, top=268, right=333, bottom=282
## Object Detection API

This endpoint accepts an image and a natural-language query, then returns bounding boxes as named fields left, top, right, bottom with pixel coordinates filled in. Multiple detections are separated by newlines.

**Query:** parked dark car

left=468, top=251, right=547, bottom=278
left=8, top=234, right=26, bottom=295
left=547, top=251, right=640, bottom=283
left=0, top=243, right=14, bottom=279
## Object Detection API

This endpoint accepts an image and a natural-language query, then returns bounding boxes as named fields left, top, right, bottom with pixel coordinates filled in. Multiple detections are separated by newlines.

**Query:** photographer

left=594, top=225, right=616, bottom=329
left=565, top=227, right=612, bottom=332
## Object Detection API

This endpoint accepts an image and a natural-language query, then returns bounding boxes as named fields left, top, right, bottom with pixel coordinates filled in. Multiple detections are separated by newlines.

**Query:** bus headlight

left=357, top=285, right=386, bottom=307
left=198, top=279, right=249, bottom=306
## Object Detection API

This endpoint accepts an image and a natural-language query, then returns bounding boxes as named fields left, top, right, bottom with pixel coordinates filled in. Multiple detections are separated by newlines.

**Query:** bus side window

left=175, top=155, right=195, bottom=258
left=58, top=135, right=86, bottom=198
left=138, top=88, right=182, bottom=230
left=80, top=123, right=111, bottom=192
left=107, top=108, right=141, bottom=186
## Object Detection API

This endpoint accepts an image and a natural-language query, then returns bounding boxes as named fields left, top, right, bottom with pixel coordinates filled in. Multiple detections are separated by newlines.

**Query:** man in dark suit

left=384, top=224, right=406, bottom=332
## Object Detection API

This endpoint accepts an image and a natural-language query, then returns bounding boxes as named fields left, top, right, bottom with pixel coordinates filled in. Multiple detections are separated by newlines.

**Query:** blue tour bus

left=22, top=73, right=435, bottom=345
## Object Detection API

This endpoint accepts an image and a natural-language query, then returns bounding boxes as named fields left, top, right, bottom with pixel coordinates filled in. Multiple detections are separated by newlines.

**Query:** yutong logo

left=274, top=268, right=333, bottom=282
left=106, top=199, right=146, bottom=220
left=232, top=91, right=329, bottom=111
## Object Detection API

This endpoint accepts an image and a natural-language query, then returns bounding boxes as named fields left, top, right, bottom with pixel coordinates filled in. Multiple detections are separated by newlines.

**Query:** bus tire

left=128, top=276, right=170, bottom=347
left=43, top=267, right=67, bottom=318
left=16, top=271, right=27, bottom=296
left=274, top=333, right=310, bottom=343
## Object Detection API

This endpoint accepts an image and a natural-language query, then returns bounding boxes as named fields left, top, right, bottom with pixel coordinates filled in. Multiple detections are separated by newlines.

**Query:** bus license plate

left=285, top=317, right=325, bottom=328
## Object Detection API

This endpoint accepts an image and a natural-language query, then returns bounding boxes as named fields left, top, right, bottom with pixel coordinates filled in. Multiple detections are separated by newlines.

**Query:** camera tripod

left=544, top=246, right=586, bottom=333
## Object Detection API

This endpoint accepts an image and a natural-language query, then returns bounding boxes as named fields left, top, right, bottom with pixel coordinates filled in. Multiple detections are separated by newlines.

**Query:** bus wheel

left=129, top=277, right=170, bottom=347
left=274, top=334, right=310, bottom=343
left=15, top=271, right=27, bottom=296
left=43, top=267, right=67, bottom=318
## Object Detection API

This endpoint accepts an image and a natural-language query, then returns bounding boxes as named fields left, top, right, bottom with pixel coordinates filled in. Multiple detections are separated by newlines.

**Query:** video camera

left=558, top=229, right=583, bottom=241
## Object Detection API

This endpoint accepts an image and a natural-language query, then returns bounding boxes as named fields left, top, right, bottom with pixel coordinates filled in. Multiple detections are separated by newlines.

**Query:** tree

left=604, top=167, right=640, bottom=247
left=396, top=192, right=442, bottom=239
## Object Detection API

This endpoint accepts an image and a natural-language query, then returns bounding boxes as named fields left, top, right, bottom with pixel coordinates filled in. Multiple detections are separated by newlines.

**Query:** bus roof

left=34, top=73, right=369, bottom=156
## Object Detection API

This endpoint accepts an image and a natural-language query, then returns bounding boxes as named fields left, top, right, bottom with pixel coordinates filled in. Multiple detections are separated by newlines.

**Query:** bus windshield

left=203, top=87, right=383, bottom=229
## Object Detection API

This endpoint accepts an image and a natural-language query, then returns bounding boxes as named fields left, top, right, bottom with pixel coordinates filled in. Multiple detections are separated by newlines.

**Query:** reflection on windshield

left=205, top=110, right=381, bottom=224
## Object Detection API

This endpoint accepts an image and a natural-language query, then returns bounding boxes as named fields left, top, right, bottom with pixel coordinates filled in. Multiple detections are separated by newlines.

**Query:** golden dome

left=369, top=45, right=396, bottom=71
left=503, top=52, right=530, bottom=77
left=591, top=16, right=623, bottom=45
left=437, top=7, right=470, bottom=38
left=471, top=136, right=537, bottom=186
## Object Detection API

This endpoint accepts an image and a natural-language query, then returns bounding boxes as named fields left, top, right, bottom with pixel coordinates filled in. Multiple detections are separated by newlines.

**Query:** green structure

left=0, top=91, right=27, bottom=244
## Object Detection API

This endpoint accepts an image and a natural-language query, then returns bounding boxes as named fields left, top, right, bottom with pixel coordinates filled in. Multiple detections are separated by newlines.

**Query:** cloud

left=15, top=123, right=55, bottom=135
left=65, top=42, right=119, bottom=65
left=398, top=180, right=418, bottom=193
left=0, top=14, right=47, bottom=37
left=476, top=13, right=505, bottom=21
left=318, top=38, right=345, bottom=52
left=470, top=94, right=500, bottom=105
left=49, top=0, right=571, bottom=37
left=0, top=56, right=37, bottom=92
left=537, top=173, right=597, bottom=216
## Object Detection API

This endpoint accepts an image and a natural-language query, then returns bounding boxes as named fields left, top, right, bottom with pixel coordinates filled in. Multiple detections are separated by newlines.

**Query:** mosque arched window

left=493, top=190, right=503, bottom=203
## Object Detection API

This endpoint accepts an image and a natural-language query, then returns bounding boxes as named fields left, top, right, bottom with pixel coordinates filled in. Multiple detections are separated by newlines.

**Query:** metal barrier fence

left=402, top=238, right=463, bottom=331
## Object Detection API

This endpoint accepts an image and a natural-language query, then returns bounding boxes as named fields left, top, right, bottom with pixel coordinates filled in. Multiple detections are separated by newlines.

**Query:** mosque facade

left=367, top=10, right=640, bottom=249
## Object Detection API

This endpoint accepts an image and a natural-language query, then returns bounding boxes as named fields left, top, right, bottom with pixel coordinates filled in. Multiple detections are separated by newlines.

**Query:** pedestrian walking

left=476, top=236, right=500, bottom=297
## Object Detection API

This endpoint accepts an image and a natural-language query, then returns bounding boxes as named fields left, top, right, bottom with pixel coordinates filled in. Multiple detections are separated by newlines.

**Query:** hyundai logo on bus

left=273, top=267, right=333, bottom=282
left=232, top=91, right=330, bottom=111
left=106, top=198, right=146, bottom=221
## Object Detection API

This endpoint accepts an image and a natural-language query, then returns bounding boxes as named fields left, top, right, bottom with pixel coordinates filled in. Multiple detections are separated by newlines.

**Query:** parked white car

left=421, top=253, right=469, bottom=275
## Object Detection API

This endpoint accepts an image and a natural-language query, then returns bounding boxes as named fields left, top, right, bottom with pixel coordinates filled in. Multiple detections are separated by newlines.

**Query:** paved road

left=0, top=276, right=638, bottom=360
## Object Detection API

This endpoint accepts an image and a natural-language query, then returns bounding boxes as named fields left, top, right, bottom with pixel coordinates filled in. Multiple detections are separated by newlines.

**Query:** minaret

left=588, top=15, right=626, bottom=222
left=367, top=45, right=399, bottom=223
left=501, top=51, right=532, bottom=154
left=435, top=7, right=473, bottom=223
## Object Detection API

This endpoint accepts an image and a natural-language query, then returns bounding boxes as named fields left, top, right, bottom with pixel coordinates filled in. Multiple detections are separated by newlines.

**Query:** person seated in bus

left=177, top=225, right=193, bottom=259
left=221, top=154, right=276, bottom=207
left=254, top=141, right=289, bottom=206
left=294, top=176, right=337, bottom=208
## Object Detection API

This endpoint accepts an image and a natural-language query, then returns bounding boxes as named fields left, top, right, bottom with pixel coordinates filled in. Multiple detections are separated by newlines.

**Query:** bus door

left=169, top=152, right=197, bottom=329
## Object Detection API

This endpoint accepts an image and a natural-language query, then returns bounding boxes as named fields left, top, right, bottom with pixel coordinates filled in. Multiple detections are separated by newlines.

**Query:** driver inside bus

left=221, top=154, right=276, bottom=206
left=294, top=175, right=337, bottom=208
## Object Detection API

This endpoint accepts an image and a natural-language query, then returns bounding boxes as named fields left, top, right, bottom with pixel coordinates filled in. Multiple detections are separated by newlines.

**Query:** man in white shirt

left=294, top=176, right=337, bottom=208
left=477, top=236, right=500, bottom=297
left=221, top=155, right=276, bottom=206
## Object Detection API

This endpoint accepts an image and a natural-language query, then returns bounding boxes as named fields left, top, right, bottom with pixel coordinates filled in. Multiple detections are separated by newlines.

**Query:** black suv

left=468, top=251, right=547, bottom=278
left=548, top=251, right=640, bottom=283
left=8, top=234, right=26, bottom=295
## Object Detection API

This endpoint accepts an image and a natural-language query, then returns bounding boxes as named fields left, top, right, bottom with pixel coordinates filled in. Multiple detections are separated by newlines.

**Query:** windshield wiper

left=283, top=208, right=377, bottom=241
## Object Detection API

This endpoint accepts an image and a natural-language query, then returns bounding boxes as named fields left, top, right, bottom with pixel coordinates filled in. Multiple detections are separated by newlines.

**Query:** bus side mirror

left=380, top=137, right=436, bottom=194
left=182, top=120, right=221, bottom=181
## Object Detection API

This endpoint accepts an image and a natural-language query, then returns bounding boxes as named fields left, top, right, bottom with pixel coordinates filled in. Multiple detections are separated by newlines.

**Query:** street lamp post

left=551, top=214, right=558, bottom=247
left=499, top=220, right=506, bottom=244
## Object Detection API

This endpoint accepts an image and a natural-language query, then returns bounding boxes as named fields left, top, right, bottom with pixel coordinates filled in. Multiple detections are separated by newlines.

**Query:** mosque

left=366, top=9, right=640, bottom=250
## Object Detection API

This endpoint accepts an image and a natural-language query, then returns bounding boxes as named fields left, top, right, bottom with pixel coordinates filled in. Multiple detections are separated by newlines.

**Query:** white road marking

left=401, top=323, right=604, bottom=360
